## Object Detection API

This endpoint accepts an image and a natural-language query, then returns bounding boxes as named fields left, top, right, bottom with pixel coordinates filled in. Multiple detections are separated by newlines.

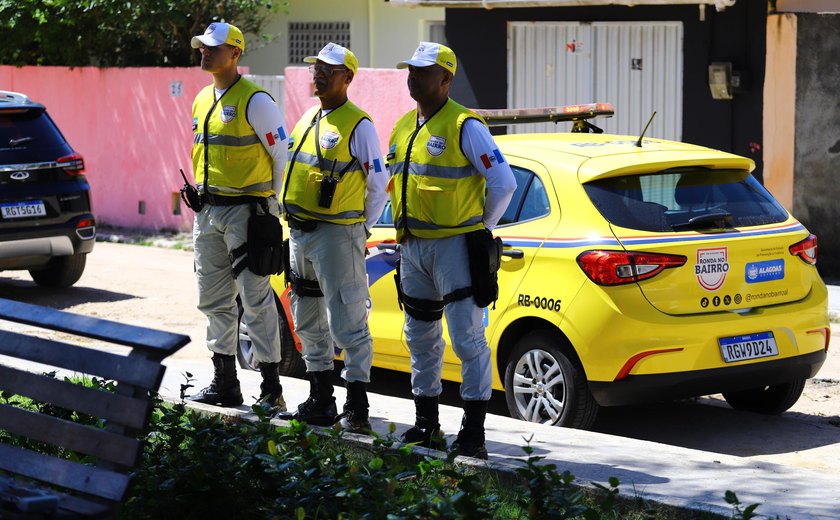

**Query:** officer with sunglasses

left=277, top=43, right=388, bottom=433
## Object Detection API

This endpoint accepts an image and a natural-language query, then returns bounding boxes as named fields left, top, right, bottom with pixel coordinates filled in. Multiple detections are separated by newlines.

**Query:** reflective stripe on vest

left=388, top=99, right=486, bottom=242
left=191, top=78, right=274, bottom=198
left=283, top=102, right=369, bottom=225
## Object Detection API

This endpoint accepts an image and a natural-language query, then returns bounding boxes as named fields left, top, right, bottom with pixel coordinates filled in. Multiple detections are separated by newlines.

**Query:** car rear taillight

left=789, top=234, right=818, bottom=265
left=577, top=250, right=687, bottom=286
left=76, top=218, right=96, bottom=240
left=57, top=153, right=85, bottom=174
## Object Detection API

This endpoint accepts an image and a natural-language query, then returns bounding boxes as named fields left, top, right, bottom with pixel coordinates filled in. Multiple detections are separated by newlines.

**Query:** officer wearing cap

left=276, top=43, right=388, bottom=432
left=388, top=42, right=516, bottom=458
left=187, top=22, right=289, bottom=411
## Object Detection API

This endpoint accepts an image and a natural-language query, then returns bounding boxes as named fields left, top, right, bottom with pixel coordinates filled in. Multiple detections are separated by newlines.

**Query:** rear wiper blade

left=672, top=210, right=733, bottom=231
left=8, top=136, right=33, bottom=147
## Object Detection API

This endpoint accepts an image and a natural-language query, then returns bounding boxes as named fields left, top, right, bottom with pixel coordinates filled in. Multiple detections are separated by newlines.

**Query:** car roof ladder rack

left=473, top=102, right=614, bottom=132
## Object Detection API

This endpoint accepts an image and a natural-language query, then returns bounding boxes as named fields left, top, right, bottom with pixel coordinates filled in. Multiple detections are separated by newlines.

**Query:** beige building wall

left=241, top=0, right=445, bottom=75
left=762, top=13, right=797, bottom=210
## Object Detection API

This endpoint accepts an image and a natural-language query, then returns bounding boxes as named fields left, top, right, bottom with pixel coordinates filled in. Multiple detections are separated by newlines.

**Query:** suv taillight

left=57, top=153, right=84, bottom=174
left=577, top=250, right=687, bottom=286
left=789, top=234, right=818, bottom=265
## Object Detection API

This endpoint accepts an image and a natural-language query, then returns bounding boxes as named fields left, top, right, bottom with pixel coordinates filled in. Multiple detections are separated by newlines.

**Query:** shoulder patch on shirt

left=479, top=148, right=505, bottom=170
left=265, top=126, right=286, bottom=147
left=364, top=158, right=383, bottom=174
left=220, top=105, right=237, bottom=123
left=426, top=135, right=446, bottom=157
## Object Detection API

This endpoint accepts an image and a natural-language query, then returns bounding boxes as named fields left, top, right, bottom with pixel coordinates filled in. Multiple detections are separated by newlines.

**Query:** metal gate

left=507, top=21, right=683, bottom=140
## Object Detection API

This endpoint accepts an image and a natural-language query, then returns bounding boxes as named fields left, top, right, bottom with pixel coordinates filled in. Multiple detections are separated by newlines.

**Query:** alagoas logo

left=220, top=105, right=237, bottom=123
left=320, top=131, right=340, bottom=150
left=427, top=135, right=446, bottom=156
left=695, top=247, right=729, bottom=291
left=745, top=259, right=785, bottom=283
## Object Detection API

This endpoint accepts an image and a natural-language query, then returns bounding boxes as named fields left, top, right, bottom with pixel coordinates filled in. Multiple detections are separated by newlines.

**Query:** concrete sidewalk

left=163, top=306, right=840, bottom=520
left=157, top=284, right=840, bottom=519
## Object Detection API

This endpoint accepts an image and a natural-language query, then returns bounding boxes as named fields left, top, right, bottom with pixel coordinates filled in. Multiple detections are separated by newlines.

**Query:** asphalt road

left=1, top=241, right=838, bottom=477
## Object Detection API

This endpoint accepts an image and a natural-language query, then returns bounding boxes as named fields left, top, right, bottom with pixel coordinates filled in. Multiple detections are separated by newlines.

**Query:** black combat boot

left=257, top=362, right=287, bottom=412
left=336, top=381, right=371, bottom=433
left=276, top=370, right=337, bottom=426
left=450, top=400, right=489, bottom=460
left=400, top=395, right=446, bottom=451
left=188, top=353, right=244, bottom=407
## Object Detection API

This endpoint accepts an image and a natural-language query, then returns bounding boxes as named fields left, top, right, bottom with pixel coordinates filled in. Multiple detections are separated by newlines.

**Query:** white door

left=507, top=21, right=682, bottom=140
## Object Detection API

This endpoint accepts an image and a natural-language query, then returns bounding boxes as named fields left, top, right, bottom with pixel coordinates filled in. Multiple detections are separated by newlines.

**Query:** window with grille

left=288, top=22, right=351, bottom=64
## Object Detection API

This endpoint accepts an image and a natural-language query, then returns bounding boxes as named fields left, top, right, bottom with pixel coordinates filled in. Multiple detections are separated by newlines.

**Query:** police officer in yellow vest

left=187, top=22, right=289, bottom=410
left=389, top=43, right=516, bottom=458
left=276, top=43, right=388, bottom=432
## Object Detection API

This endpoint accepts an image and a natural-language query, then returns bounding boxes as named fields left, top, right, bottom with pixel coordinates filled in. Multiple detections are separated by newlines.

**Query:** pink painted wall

left=283, top=66, right=415, bottom=154
left=1, top=65, right=414, bottom=231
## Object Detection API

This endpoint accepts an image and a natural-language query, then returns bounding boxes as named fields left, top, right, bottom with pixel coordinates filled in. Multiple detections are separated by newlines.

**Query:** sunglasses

left=308, top=64, right=349, bottom=78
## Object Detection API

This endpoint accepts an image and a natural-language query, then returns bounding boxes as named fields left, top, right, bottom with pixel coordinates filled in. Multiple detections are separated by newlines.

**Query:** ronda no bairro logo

left=695, top=247, right=729, bottom=291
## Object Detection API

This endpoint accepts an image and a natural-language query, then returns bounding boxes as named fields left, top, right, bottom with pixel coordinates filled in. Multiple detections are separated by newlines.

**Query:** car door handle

left=501, top=243, right=524, bottom=259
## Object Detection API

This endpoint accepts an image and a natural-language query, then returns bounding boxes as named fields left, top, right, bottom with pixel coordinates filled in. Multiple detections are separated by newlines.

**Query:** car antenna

left=635, top=111, right=656, bottom=147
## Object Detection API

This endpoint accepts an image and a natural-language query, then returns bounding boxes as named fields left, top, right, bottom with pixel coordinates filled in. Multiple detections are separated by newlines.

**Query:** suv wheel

left=29, top=253, right=86, bottom=288
left=722, top=378, right=806, bottom=415
left=236, top=295, right=305, bottom=378
left=504, top=331, right=599, bottom=429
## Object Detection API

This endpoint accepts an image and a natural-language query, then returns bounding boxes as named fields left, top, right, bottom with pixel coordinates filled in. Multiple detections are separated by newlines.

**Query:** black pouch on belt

left=465, top=228, right=503, bottom=308
left=246, top=200, right=284, bottom=276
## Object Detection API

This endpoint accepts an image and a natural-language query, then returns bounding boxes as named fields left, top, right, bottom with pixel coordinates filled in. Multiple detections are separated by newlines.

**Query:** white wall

left=241, top=0, right=445, bottom=75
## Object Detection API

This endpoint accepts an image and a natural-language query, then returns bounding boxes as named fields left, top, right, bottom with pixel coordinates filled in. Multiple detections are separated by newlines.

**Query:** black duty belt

left=287, top=216, right=318, bottom=232
left=202, top=193, right=267, bottom=206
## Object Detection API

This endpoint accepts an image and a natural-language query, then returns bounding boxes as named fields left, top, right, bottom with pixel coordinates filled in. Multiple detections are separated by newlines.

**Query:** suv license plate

left=1, top=201, right=47, bottom=219
left=719, top=332, right=778, bottom=363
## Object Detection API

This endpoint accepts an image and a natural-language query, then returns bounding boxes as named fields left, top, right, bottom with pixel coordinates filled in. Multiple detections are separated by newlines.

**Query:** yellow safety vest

left=283, top=101, right=370, bottom=224
left=191, top=76, right=274, bottom=198
left=388, top=99, right=486, bottom=242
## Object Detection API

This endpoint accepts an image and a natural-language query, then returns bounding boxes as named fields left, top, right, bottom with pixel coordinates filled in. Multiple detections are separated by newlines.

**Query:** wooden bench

left=0, top=297, right=190, bottom=518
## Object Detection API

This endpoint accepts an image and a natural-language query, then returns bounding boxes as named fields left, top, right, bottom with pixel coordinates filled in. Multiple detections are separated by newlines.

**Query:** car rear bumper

left=0, top=214, right=95, bottom=269
left=589, top=349, right=827, bottom=407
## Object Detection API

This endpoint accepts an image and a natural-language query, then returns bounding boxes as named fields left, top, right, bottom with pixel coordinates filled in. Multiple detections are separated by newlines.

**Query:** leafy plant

left=0, top=0, right=287, bottom=67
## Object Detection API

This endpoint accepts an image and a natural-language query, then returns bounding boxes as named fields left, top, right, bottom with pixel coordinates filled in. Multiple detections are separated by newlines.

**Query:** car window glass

left=375, top=200, right=393, bottom=226
left=518, top=175, right=551, bottom=222
left=584, top=170, right=789, bottom=231
left=0, top=110, right=66, bottom=152
left=497, top=166, right=531, bottom=226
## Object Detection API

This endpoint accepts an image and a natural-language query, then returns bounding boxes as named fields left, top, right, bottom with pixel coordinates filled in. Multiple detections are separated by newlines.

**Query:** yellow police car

left=241, top=103, right=829, bottom=430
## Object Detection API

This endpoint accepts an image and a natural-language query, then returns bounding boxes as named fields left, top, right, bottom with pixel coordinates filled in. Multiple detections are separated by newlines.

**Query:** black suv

left=0, top=90, right=95, bottom=288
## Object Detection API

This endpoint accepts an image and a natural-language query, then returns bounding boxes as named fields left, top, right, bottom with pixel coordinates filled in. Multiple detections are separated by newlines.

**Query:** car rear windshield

left=583, top=169, right=790, bottom=232
left=0, top=108, right=69, bottom=161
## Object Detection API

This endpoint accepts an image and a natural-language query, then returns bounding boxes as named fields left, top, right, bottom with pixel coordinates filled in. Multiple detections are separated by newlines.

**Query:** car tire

left=236, top=295, right=305, bottom=378
left=29, top=254, right=86, bottom=288
left=504, top=331, right=599, bottom=429
left=721, top=377, right=806, bottom=415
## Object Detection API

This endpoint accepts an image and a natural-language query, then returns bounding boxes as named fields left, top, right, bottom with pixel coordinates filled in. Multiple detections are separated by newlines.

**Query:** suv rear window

left=584, top=169, right=789, bottom=232
left=0, top=108, right=69, bottom=161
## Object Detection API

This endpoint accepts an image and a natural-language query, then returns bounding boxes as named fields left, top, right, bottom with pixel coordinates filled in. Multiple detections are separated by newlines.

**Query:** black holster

left=465, top=228, right=503, bottom=308
left=394, top=258, right=472, bottom=322
left=231, top=200, right=284, bottom=278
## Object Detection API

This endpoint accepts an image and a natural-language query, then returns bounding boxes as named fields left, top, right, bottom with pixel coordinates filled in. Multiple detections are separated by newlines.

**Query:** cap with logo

left=191, top=22, right=245, bottom=51
left=304, top=42, right=358, bottom=75
left=397, top=42, right=457, bottom=76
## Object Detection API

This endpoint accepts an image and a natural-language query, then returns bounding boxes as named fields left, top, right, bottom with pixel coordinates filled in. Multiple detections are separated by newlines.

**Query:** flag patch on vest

left=480, top=149, right=505, bottom=169
left=320, top=131, right=340, bottom=150
left=192, top=117, right=198, bottom=131
left=427, top=135, right=446, bottom=157
left=387, top=144, right=396, bottom=161
left=220, top=105, right=237, bottom=123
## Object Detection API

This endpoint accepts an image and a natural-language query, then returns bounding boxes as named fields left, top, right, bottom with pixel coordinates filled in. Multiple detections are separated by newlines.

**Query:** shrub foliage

left=0, top=0, right=284, bottom=67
